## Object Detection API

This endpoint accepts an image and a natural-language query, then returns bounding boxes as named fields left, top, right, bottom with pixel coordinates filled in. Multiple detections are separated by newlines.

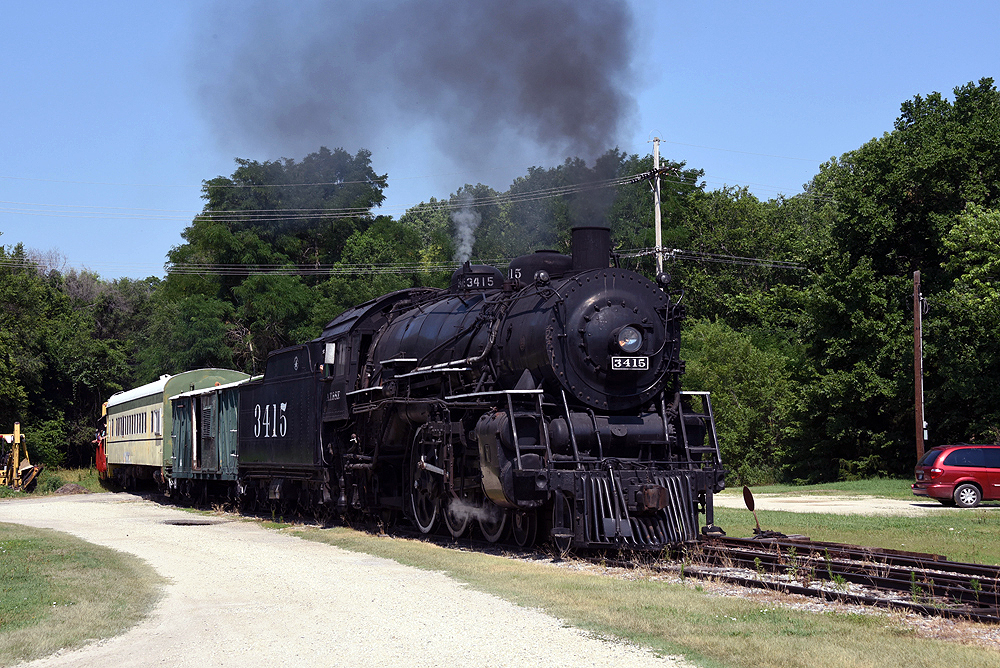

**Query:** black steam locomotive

left=225, top=226, right=724, bottom=551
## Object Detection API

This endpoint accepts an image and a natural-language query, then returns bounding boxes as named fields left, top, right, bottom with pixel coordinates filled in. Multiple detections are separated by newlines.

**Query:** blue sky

left=2, top=1, right=997, bottom=280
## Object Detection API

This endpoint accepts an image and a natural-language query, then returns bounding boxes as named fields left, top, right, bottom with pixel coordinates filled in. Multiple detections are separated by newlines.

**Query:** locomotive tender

left=216, top=225, right=725, bottom=550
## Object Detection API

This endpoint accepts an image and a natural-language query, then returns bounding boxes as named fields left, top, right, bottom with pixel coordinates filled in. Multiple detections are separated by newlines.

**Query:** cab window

left=324, top=340, right=347, bottom=378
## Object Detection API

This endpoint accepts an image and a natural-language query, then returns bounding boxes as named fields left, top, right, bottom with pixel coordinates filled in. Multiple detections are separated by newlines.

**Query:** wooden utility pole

left=652, top=137, right=663, bottom=275
left=913, top=271, right=926, bottom=459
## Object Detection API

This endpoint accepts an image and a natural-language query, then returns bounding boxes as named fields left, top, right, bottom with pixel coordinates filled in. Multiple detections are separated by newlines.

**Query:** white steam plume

left=451, top=194, right=482, bottom=263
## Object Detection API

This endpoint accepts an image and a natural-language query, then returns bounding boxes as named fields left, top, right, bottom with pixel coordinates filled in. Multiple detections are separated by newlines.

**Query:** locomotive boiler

left=235, top=226, right=725, bottom=550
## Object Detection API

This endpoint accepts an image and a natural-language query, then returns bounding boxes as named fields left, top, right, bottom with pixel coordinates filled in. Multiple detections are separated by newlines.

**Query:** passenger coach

left=100, top=369, right=249, bottom=489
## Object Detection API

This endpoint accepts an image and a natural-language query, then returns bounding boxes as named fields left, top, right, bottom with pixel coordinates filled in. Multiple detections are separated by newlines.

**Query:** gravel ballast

left=0, top=493, right=692, bottom=668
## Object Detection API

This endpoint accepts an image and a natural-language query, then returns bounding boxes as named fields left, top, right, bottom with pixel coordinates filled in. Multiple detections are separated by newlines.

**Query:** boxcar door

left=172, top=398, right=192, bottom=476
left=199, top=392, right=218, bottom=472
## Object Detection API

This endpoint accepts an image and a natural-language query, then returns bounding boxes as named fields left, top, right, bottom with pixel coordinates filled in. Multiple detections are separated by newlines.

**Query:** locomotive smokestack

left=571, top=226, right=611, bottom=271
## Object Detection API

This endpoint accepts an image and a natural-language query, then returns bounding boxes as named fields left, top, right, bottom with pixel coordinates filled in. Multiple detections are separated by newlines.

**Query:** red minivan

left=912, top=444, right=1000, bottom=507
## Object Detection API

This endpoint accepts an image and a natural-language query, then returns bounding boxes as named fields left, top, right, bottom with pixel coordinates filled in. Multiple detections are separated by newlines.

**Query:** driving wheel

left=511, top=509, right=537, bottom=548
left=409, top=430, right=441, bottom=533
left=478, top=499, right=509, bottom=543
left=443, top=498, right=471, bottom=538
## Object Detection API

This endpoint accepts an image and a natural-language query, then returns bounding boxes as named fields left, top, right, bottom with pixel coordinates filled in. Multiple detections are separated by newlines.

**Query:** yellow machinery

left=1, top=422, right=43, bottom=491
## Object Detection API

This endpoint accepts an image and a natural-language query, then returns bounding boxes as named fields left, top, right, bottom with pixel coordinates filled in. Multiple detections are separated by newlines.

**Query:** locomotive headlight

left=616, top=326, right=643, bottom=353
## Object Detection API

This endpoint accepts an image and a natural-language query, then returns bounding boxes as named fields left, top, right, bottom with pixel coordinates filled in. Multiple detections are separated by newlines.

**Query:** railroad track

left=379, top=520, right=1000, bottom=624
left=675, top=535, right=1000, bottom=624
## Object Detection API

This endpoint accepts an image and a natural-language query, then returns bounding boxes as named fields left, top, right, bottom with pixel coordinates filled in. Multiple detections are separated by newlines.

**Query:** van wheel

left=954, top=483, right=982, bottom=508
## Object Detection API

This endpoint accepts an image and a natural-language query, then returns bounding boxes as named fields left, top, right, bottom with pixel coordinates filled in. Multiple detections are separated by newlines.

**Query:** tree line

left=2, top=79, right=998, bottom=483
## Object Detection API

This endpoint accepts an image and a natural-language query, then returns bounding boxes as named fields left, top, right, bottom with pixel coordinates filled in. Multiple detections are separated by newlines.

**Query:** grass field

left=714, top=505, right=1000, bottom=565
left=0, top=522, right=162, bottom=667
left=2, top=476, right=999, bottom=667
left=0, top=467, right=106, bottom=499
left=717, top=478, right=1000, bottom=564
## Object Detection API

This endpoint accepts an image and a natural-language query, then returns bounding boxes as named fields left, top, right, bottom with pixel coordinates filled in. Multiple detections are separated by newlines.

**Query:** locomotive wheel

left=443, top=498, right=471, bottom=538
left=511, top=509, right=537, bottom=549
left=238, top=482, right=259, bottom=515
left=551, top=492, right=574, bottom=557
left=478, top=500, right=509, bottom=543
left=179, top=479, right=194, bottom=506
left=195, top=481, right=208, bottom=508
left=409, top=432, right=441, bottom=534
left=315, top=503, right=335, bottom=527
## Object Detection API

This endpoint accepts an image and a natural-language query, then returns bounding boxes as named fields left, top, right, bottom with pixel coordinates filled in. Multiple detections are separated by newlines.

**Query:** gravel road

left=0, top=493, right=691, bottom=668
left=713, top=492, right=1000, bottom=516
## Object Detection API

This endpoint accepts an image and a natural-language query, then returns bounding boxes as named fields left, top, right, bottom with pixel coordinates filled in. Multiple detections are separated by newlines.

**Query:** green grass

left=294, top=525, right=1000, bottom=668
left=0, top=468, right=106, bottom=499
left=34, top=467, right=106, bottom=494
left=0, top=522, right=163, bottom=666
left=714, top=505, right=1000, bottom=565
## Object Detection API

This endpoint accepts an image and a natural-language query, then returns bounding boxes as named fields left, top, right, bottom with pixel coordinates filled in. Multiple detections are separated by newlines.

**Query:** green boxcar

left=170, top=379, right=247, bottom=502
left=104, top=369, right=249, bottom=489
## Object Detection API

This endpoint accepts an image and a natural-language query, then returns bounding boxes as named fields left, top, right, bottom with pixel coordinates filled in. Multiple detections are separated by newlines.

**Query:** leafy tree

left=927, top=204, right=1000, bottom=442
left=398, top=198, right=455, bottom=261
left=828, top=78, right=1000, bottom=285
left=670, top=188, right=821, bottom=330
left=307, top=217, right=445, bottom=331
left=681, top=319, right=795, bottom=485
left=789, top=78, right=1000, bottom=479
left=449, top=183, right=510, bottom=261
left=155, top=147, right=394, bottom=373
left=607, top=152, right=704, bottom=275
left=0, top=245, right=134, bottom=466
left=199, top=147, right=388, bottom=266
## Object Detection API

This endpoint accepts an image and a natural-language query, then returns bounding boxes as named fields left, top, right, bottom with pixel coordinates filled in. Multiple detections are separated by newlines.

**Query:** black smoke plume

left=190, top=0, right=637, bottom=185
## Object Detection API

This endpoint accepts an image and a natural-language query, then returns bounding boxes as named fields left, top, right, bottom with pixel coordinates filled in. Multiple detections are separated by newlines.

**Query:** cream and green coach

left=104, top=369, right=249, bottom=489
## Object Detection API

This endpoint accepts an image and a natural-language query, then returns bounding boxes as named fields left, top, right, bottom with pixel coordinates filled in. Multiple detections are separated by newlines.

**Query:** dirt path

left=0, top=493, right=689, bottom=668
left=713, top=492, right=1000, bottom=517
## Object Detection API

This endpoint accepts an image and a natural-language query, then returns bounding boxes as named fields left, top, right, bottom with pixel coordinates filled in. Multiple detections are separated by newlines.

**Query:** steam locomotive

left=161, top=226, right=726, bottom=551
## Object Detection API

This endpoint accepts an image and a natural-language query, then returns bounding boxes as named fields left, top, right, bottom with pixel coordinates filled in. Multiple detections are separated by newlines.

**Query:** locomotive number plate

left=611, top=356, right=649, bottom=370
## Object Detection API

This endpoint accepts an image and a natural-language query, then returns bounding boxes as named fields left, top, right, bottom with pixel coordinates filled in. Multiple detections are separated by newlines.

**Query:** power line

left=0, top=171, right=660, bottom=223
left=0, top=174, right=383, bottom=189
left=162, top=244, right=805, bottom=276
left=617, top=247, right=806, bottom=271
left=661, top=140, right=825, bottom=163
left=0, top=243, right=806, bottom=276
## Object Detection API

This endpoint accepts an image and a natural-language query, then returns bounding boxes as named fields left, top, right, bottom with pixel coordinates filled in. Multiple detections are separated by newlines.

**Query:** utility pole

left=652, top=137, right=663, bottom=275
left=913, top=270, right=927, bottom=459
